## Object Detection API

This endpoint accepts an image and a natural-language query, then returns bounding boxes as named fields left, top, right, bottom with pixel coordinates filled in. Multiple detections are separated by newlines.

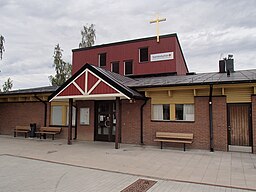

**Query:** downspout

left=73, top=104, right=78, bottom=140
left=209, top=85, right=214, bottom=152
left=140, top=98, right=148, bottom=145
left=34, top=95, right=47, bottom=126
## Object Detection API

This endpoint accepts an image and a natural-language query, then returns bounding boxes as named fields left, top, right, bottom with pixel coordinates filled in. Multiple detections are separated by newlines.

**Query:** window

left=99, top=53, right=106, bottom=67
left=51, top=105, right=76, bottom=126
left=152, top=104, right=170, bottom=120
left=124, top=60, right=133, bottom=75
left=139, top=47, right=148, bottom=62
left=51, top=106, right=63, bottom=125
left=66, top=106, right=76, bottom=126
left=175, top=104, right=194, bottom=121
left=111, top=61, right=119, bottom=74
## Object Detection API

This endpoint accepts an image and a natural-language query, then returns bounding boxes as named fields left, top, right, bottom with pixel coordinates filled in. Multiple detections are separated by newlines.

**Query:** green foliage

left=2, top=78, right=13, bottom=92
left=79, top=24, right=96, bottom=48
left=49, top=44, right=71, bottom=86
left=0, top=35, right=5, bottom=60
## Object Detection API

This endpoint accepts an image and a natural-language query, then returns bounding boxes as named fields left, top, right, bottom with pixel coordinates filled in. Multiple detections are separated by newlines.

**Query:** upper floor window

left=99, top=53, right=106, bottom=67
left=124, top=60, right=133, bottom=75
left=111, top=61, right=119, bottom=74
left=139, top=47, right=148, bottom=62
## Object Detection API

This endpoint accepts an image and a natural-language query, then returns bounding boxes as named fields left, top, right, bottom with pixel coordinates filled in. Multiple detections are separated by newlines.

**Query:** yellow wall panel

left=51, top=101, right=69, bottom=106
left=225, top=87, right=253, bottom=103
left=150, top=90, right=194, bottom=104
left=196, top=88, right=222, bottom=96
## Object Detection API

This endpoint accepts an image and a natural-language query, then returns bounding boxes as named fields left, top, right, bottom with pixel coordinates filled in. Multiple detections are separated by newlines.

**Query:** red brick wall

left=76, top=100, right=95, bottom=141
left=119, top=97, right=229, bottom=151
left=142, top=97, right=210, bottom=150
left=121, top=100, right=144, bottom=144
left=212, top=96, right=227, bottom=151
left=0, top=102, right=45, bottom=135
left=252, top=96, right=256, bottom=153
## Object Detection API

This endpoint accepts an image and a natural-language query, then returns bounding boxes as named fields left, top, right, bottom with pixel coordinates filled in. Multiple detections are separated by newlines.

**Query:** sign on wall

left=150, top=52, right=174, bottom=62
left=80, top=108, right=90, bottom=125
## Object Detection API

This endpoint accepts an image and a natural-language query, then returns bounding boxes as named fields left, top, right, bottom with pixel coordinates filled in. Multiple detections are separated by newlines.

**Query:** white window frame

left=51, top=106, right=63, bottom=125
left=124, top=60, right=133, bottom=75
left=111, top=61, right=119, bottom=73
left=98, top=53, right=106, bottom=67
left=66, top=106, right=76, bottom=126
left=151, top=104, right=170, bottom=121
left=175, top=104, right=194, bottom=121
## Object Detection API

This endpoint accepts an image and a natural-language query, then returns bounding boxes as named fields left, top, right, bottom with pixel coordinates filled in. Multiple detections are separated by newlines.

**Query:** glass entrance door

left=95, top=101, right=116, bottom=142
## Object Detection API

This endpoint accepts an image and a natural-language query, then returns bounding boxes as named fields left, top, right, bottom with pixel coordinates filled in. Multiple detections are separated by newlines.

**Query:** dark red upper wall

left=72, top=34, right=188, bottom=76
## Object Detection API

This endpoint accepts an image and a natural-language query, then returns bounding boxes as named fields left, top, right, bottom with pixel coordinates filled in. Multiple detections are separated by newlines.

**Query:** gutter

left=34, top=95, right=47, bottom=127
left=130, top=79, right=256, bottom=90
left=209, top=85, right=214, bottom=152
left=140, top=98, right=148, bottom=144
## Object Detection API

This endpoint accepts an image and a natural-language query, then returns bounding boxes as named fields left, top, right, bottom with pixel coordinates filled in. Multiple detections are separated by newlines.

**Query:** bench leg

left=25, top=133, right=27, bottom=138
left=52, top=135, right=54, bottom=140
left=14, top=132, right=16, bottom=137
left=161, top=141, right=163, bottom=149
left=184, top=143, right=186, bottom=151
left=43, top=134, right=46, bottom=139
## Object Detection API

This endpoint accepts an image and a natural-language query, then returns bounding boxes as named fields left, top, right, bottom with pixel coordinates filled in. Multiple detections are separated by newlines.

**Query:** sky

left=0, top=0, right=256, bottom=90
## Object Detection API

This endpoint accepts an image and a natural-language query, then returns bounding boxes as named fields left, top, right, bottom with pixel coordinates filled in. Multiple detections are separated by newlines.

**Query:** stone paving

left=0, top=155, right=253, bottom=192
left=0, top=136, right=256, bottom=191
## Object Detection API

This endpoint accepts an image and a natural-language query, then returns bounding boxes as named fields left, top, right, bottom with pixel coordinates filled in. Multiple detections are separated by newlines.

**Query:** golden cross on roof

left=150, top=15, right=166, bottom=43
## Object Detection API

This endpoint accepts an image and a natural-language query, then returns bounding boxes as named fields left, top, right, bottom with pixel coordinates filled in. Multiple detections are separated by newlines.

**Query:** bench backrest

left=39, top=127, right=61, bottom=133
left=156, top=132, right=193, bottom=140
left=15, top=126, right=30, bottom=131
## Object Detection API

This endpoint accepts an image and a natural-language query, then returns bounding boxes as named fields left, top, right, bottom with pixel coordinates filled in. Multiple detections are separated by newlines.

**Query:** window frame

left=139, top=47, right=149, bottom=63
left=175, top=104, right=195, bottom=121
left=151, top=104, right=170, bottom=121
left=111, top=61, right=119, bottom=74
left=124, top=60, right=133, bottom=76
left=51, top=106, right=63, bottom=126
left=98, top=53, right=107, bottom=67
left=50, top=103, right=77, bottom=126
left=151, top=103, right=195, bottom=122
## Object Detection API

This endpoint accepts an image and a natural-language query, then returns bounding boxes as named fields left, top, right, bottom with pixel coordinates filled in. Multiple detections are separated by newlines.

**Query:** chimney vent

left=219, top=60, right=226, bottom=73
left=219, top=54, right=234, bottom=73
left=226, top=55, right=234, bottom=73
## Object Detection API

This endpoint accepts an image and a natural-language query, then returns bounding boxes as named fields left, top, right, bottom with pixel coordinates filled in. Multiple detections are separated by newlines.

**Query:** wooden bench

left=14, top=126, right=31, bottom=138
left=154, top=132, right=194, bottom=151
left=35, top=127, right=62, bottom=140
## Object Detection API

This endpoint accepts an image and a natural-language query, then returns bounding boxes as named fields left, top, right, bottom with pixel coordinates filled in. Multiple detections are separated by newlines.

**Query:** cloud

left=0, top=0, right=256, bottom=90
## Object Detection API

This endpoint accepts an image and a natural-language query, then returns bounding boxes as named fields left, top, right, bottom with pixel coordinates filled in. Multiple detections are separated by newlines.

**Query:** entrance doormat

left=121, top=179, right=157, bottom=192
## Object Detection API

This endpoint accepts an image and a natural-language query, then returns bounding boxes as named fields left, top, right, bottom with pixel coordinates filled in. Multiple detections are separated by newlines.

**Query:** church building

left=0, top=34, right=256, bottom=153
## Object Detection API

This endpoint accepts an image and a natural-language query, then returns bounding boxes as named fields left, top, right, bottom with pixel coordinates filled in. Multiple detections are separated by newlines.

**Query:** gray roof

left=2, top=69, right=256, bottom=98
left=86, top=65, right=143, bottom=99
left=0, top=85, right=58, bottom=96
left=127, top=69, right=256, bottom=88
left=48, top=64, right=145, bottom=101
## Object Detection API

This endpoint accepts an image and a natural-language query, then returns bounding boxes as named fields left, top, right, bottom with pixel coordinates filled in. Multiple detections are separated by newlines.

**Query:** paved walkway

left=0, top=136, right=256, bottom=191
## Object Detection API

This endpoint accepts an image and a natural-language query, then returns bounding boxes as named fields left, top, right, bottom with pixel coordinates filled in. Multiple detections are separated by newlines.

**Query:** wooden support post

left=115, top=97, right=120, bottom=149
left=68, top=98, right=73, bottom=145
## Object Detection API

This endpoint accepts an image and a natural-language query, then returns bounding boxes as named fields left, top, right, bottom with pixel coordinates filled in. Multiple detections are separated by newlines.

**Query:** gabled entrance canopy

left=49, top=64, right=144, bottom=102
